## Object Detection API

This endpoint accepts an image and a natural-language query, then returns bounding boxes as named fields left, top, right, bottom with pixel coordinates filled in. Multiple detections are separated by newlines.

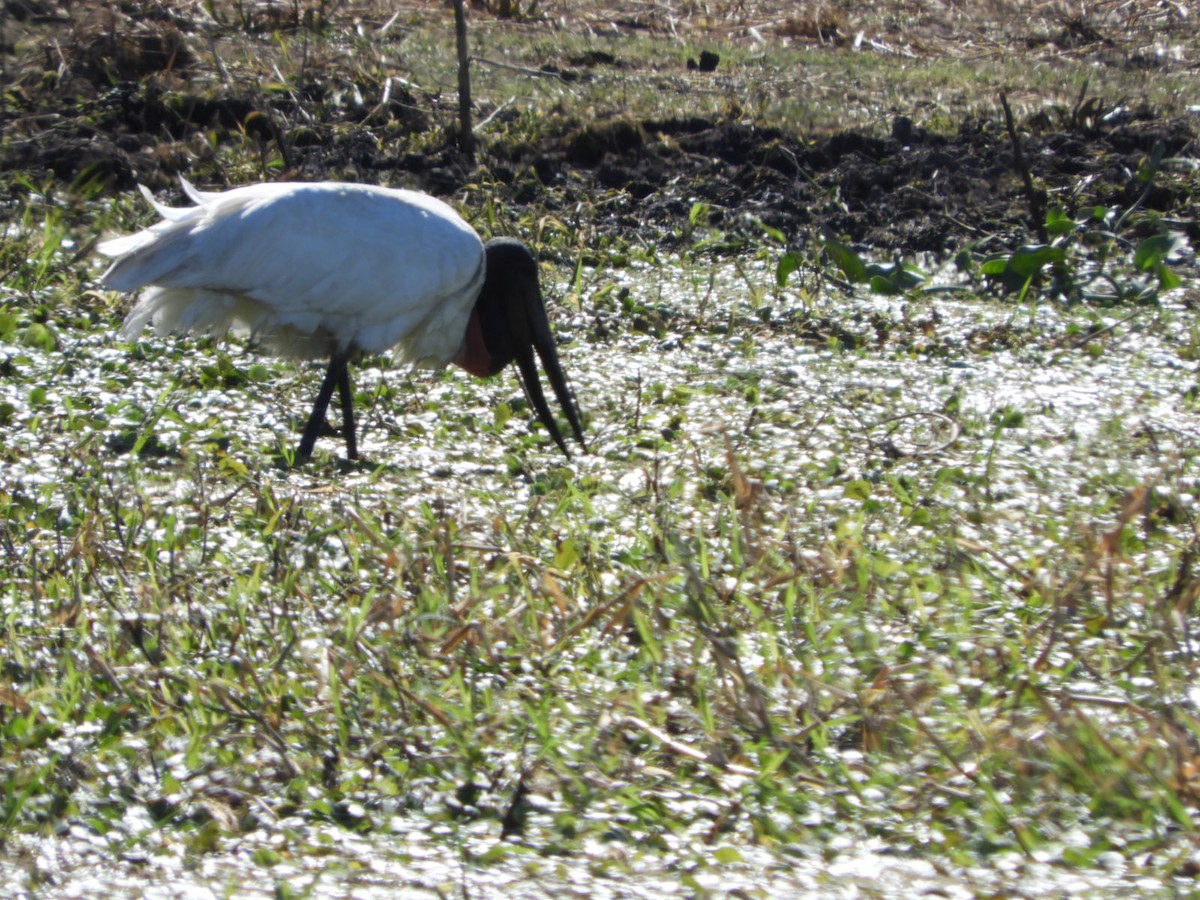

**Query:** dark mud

left=539, top=111, right=1199, bottom=254
left=1, top=7, right=1196, bottom=259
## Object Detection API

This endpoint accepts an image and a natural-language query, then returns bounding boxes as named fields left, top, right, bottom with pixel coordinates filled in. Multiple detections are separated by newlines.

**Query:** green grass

left=2, top=180, right=1199, bottom=895
left=1, top=2, right=1199, bottom=895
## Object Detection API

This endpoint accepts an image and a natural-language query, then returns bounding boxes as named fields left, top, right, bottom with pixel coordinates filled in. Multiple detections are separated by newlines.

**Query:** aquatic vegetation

left=1, top=1, right=1199, bottom=896
left=2, top=195, right=1199, bottom=894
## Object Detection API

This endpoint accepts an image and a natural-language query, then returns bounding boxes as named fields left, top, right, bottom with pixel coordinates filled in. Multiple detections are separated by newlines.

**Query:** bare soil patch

left=1, top=0, right=1197, bottom=256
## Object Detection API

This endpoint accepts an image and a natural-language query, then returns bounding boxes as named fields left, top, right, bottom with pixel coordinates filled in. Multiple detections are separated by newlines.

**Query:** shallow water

left=2, top=256, right=1198, bottom=898
left=0, top=825, right=1182, bottom=899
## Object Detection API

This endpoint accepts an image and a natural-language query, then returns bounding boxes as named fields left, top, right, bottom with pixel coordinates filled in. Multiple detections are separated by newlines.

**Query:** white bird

left=98, top=179, right=586, bottom=461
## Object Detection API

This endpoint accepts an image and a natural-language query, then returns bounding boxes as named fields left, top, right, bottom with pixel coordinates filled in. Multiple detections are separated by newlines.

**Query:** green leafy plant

left=818, top=239, right=928, bottom=295
left=980, top=142, right=1185, bottom=305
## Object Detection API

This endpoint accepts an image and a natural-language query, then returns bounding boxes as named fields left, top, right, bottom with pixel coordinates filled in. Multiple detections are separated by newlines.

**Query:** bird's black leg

left=337, top=363, right=357, bottom=460
left=297, top=354, right=349, bottom=460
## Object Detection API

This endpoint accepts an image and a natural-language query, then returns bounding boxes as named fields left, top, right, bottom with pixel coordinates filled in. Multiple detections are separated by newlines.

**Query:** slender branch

left=452, top=0, right=475, bottom=162
left=474, top=97, right=514, bottom=134
left=999, top=92, right=1048, bottom=244
left=472, top=55, right=568, bottom=80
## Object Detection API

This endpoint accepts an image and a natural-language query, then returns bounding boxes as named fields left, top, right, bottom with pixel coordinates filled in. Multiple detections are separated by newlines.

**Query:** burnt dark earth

left=10, top=104, right=1197, bottom=260
left=1, top=66, right=1195, bottom=263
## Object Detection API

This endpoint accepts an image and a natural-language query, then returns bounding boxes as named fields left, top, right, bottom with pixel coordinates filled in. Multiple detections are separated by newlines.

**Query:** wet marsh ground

left=2, top=1, right=1200, bottom=897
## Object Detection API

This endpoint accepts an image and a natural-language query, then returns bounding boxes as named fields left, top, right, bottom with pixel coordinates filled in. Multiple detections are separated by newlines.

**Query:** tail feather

left=96, top=229, right=162, bottom=260
left=140, top=183, right=195, bottom=222
left=180, top=177, right=224, bottom=205
left=119, top=287, right=238, bottom=341
left=99, top=184, right=211, bottom=294
left=100, top=224, right=200, bottom=294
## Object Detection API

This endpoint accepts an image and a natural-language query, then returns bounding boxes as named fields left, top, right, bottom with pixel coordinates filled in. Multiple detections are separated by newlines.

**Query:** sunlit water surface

left=2, top=258, right=1197, bottom=898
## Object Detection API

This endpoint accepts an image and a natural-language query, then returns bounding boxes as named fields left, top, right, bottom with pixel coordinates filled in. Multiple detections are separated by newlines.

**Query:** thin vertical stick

left=999, top=92, right=1047, bottom=244
left=453, top=0, right=475, bottom=162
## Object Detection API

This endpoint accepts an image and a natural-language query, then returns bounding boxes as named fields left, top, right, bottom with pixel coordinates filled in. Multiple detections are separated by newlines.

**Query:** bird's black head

left=474, top=237, right=586, bottom=458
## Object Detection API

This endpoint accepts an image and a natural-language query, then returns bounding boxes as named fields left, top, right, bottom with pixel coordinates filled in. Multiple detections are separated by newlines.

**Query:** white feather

left=99, top=181, right=486, bottom=365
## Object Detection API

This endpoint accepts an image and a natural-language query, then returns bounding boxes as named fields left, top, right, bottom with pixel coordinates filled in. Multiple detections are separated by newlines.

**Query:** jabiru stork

left=98, top=180, right=586, bottom=462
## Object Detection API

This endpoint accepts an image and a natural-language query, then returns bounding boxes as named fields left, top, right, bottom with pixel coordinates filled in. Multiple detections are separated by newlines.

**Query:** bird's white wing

left=100, top=182, right=486, bottom=365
